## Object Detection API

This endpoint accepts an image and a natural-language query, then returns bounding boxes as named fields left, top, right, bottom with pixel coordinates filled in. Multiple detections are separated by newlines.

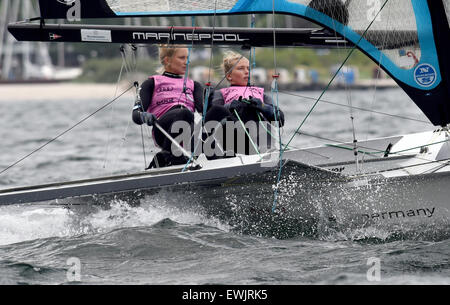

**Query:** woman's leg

left=154, top=107, right=194, bottom=153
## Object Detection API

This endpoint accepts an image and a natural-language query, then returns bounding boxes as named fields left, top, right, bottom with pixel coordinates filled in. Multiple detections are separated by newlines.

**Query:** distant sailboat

left=0, top=0, right=82, bottom=83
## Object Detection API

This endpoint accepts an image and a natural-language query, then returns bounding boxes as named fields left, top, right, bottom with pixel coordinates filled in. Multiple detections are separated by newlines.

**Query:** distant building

left=190, top=66, right=215, bottom=83
left=331, top=65, right=359, bottom=85
left=294, top=66, right=310, bottom=84
left=372, top=66, right=388, bottom=79
left=267, top=68, right=291, bottom=84
left=250, top=68, right=267, bottom=84
left=309, top=69, right=320, bottom=84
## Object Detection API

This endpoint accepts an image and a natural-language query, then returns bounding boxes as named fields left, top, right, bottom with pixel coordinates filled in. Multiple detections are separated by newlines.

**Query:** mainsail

left=9, top=0, right=450, bottom=125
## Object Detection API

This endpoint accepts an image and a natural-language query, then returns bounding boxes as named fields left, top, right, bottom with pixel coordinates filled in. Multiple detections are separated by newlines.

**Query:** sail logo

left=49, top=33, right=62, bottom=41
left=132, top=32, right=250, bottom=43
left=414, top=64, right=437, bottom=87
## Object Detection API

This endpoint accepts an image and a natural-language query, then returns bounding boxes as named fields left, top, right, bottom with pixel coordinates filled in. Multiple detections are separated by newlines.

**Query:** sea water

left=0, top=86, right=449, bottom=285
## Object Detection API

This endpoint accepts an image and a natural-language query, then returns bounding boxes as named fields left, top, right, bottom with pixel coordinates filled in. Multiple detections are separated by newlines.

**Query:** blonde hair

left=157, top=45, right=186, bottom=74
left=222, top=51, right=246, bottom=77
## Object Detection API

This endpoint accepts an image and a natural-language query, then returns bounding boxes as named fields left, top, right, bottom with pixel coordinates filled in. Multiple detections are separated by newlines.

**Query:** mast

left=0, top=0, right=10, bottom=69
left=22, top=0, right=31, bottom=79
left=1, top=0, right=59, bottom=81
left=426, top=0, right=450, bottom=126
left=1, top=0, right=20, bottom=79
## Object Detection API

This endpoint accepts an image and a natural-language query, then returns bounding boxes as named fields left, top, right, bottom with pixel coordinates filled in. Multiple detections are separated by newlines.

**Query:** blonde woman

left=204, top=51, right=284, bottom=157
left=207, top=51, right=284, bottom=125
left=132, top=46, right=204, bottom=168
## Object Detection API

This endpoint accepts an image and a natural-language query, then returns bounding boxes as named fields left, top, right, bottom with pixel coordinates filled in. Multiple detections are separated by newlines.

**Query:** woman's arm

left=263, top=93, right=273, bottom=106
left=193, top=81, right=204, bottom=113
left=209, top=90, right=225, bottom=108
left=260, top=93, right=285, bottom=127
left=132, top=78, right=154, bottom=125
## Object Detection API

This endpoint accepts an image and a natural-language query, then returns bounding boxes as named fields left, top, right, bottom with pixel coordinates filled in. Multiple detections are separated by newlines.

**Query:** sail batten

left=7, top=23, right=352, bottom=48
left=107, top=0, right=238, bottom=13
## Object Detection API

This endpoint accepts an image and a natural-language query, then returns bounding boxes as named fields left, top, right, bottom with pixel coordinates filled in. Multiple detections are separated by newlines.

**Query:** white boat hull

left=1, top=129, right=449, bottom=238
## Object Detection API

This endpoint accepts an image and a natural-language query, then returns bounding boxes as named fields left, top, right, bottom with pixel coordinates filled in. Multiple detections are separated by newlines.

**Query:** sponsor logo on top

left=414, top=63, right=437, bottom=88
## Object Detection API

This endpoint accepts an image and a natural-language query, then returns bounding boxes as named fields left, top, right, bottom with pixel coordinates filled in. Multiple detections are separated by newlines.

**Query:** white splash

left=0, top=205, right=73, bottom=246
left=0, top=193, right=229, bottom=246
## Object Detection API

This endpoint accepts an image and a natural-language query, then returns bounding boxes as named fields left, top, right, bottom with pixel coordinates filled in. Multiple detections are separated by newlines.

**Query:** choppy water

left=0, top=85, right=449, bottom=285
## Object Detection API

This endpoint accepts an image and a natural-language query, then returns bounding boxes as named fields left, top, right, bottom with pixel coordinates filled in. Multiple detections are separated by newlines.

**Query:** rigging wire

left=297, top=130, right=450, bottom=166
left=272, top=0, right=390, bottom=211
left=271, top=0, right=286, bottom=213
left=277, top=91, right=431, bottom=125
left=117, top=45, right=148, bottom=170
left=203, top=0, right=219, bottom=120
left=283, top=0, right=390, bottom=151
left=103, top=45, right=138, bottom=171
left=0, top=85, right=135, bottom=176
left=365, top=3, right=392, bottom=145
left=102, top=49, right=126, bottom=169
left=248, top=14, right=256, bottom=86
left=183, top=1, right=218, bottom=172
left=178, top=16, right=196, bottom=105
left=233, top=109, right=261, bottom=158
left=351, top=157, right=450, bottom=177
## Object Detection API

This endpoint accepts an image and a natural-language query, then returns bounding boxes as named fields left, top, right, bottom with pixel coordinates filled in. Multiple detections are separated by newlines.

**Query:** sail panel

left=8, top=24, right=349, bottom=48
left=271, top=0, right=440, bottom=92
left=32, top=0, right=446, bottom=92
left=444, top=0, right=450, bottom=27
left=106, top=0, right=238, bottom=14
left=31, top=0, right=449, bottom=125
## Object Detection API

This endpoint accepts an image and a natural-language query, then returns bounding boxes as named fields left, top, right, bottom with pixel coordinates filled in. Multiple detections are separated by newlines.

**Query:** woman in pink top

left=205, top=51, right=284, bottom=157
left=207, top=51, right=284, bottom=125
left=132, top=46, right=204, bottom=168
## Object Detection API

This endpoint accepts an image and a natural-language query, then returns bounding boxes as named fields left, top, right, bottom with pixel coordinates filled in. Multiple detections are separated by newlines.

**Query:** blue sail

left=36, top=0, right=450, bottom=125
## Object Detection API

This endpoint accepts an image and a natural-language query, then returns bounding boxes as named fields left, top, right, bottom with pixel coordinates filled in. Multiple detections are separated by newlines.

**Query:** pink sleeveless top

left=147, top=75, right=195, bottom=118
left=220, top=86, right=265, bottom=105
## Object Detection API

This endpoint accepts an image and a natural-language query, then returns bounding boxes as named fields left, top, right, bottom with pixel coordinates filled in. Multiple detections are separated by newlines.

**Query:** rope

left=233, top=109, right=261, bottom=158
left=352, top=158, right=450, bottom=177
left=102, top=50, right=127, bottom=170
left=120, top=45, right=147, bottom=170
left=203, top=0, right=219, bottom=120
left=298, top=130, right=450, bottom=166
left=179, top=16, right=196, bottom=104
left=284, top=0, right=390, bottom=152
left=0, top=85, right=134, bottom=176
left=248, top=14, right=256, bottom=86
left=271, top=0, right=287, bottom=213
left=134, top=84, right=148, bottom=169
left=278, top=91, right=431, bottom=125
left=183, top=1, right=218, bottom=171
left=272, top=0, right=390, bottom=211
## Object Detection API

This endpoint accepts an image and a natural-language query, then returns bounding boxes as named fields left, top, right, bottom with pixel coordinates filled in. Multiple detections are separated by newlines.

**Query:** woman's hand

left=140, top=112, right=157, bottom=126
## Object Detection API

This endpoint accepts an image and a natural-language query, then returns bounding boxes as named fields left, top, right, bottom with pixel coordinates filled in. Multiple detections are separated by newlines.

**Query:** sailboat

left=1, top=0, right=449, bottom=237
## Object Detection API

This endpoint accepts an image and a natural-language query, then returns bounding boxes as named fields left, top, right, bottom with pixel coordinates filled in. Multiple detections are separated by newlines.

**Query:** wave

left=0, top=192, right=231, bottom=247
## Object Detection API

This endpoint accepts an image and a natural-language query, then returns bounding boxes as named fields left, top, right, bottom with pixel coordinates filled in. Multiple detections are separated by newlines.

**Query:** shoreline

left=0, top=79, right=399, bottom=101
left=0, top=82, right=134, bottom=101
